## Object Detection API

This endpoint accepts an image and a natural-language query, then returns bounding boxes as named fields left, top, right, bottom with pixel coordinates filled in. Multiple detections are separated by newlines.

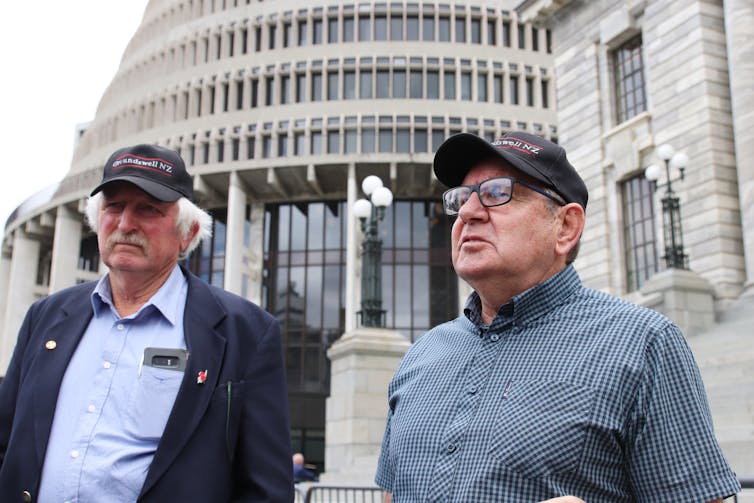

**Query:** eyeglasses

left=442, top=176, right=566, bottom=216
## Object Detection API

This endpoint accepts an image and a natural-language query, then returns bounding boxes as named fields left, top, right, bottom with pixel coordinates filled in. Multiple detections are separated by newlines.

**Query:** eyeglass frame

left=442, top=176, right=566, bottom=216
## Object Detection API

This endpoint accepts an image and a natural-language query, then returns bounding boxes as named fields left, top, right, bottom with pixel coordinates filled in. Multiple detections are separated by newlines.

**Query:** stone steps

left=687, top=296, right=754, bottom=481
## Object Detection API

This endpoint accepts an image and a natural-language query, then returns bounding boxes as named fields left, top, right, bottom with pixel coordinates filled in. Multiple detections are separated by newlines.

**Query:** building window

left=423, top=15, right=434, bottom=41
left=311, top=73, right=323, bottom=101
left=327, top=71, right=338, bottom=100
left=298, top=20, right=308, bottom=46
left=460, top=71, right=472, bottom=101
left=78, top=235, right=100, bottom=272
left=477, top=73, right=487, bottom=102
left=360, top=70, right=373, bottom=98
left=510, top=75, right=519, bottom=104
left=313, top=19, right=323, bottom=44
left=296, top=74, right=306, bottom=102
left=343, top=71, right=356, bottom=99
left=455, top=16, right=466, bottom=43
left=375, top=15, right=387, bottom=40
left=427, top=70, right=439, bottom=99
left=379, top=128, right=393, bottom=152
left=471, top=18, right=481, bottom=44
left=393, top=70, right=406, bottom=98
left=444, top=70, right=455, bottom=99
left=328, top=17, right=338, bottom=43
left=622, top=174, right=658, bottom=291
left=376, top=70, right=390, bottom=98
left=390, top=13, right=403, bottom=40
left=410, top=70, right=423, bottom=98
left=439, top=16, right=450, bottom=41
left=359, top=15, right=370, bottom=41
left=186, top=208, right=226, bottom=287
left=343, top=17, right=354, bottom=42
left=407, top=15, right=419, bottom=40
left=357, top=127, right=373, bottom=153
left=613, top=35, right=647, bottom=123
left=265, top=76, right=274, bottom=106
left=517, top=23, right=526, bottom=49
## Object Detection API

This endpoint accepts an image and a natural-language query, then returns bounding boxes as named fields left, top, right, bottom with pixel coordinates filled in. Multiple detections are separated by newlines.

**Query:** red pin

left=197, top=369, right=208, bottom=384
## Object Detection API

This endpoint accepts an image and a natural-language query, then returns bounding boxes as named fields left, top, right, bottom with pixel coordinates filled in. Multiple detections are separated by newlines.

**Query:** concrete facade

left=520, top=0, right=754, bottom=482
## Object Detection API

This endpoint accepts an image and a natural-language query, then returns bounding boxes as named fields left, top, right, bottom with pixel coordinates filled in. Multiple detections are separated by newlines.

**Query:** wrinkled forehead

left=462, top=157, right=523, bottom=185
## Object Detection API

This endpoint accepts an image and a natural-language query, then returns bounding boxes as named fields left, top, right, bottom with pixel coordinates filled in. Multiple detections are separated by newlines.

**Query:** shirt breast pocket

left=488, top=379, right=594, bottom=479
left=125, top=366, right=184, bottom=440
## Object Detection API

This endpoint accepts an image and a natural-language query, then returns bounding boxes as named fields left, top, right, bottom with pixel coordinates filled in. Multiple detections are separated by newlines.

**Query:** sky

left=0, top=0, right=150, bottom=229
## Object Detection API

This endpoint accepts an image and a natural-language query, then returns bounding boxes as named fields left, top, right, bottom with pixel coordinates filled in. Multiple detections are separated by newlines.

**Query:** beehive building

left=0, top=0, right=557, bottom=471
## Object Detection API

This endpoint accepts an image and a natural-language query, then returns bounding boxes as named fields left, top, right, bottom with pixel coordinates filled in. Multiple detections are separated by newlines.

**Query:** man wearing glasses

left=375, top=132, right=740, bottom=502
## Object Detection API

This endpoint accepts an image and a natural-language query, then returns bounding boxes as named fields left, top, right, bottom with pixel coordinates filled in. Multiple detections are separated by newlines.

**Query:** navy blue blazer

left=0, top=267, right=294, bottom=502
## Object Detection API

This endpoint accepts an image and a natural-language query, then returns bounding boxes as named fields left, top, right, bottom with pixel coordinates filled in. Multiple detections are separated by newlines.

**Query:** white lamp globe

left=361, top=175, right=383, bottom=196
left=371, top=186, right=394, bottom=207
left=657, top=144, right=674, bottom=161
left=645, top=164, right=662, bottom=182
left=353, top=198, right=372, bottom=219
left=670, top=152, right=688, bottom=170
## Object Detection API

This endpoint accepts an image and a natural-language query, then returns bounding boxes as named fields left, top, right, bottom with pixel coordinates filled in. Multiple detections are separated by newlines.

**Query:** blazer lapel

left=140, top=273, right=227, bottom=495
left=32, top=286, right=95, bottom=464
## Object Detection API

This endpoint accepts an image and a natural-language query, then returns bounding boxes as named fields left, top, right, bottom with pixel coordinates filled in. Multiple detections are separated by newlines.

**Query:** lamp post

left=352, top=175, right=393, bottom=327
left=645, top=144, right=689, bottom=270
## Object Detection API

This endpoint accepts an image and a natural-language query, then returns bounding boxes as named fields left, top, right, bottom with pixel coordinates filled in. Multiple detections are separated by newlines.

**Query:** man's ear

left=555, top=203, right=585, bottom=258
left=181, top=221, right=200, bottom=252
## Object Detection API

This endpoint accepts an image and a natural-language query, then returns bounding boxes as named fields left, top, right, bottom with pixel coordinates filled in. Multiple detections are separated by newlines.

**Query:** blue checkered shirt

left=375, top=265, right=740, bottom=502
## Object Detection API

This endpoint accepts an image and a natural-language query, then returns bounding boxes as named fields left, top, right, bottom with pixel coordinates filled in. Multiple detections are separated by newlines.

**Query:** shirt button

left=22, top=491, right=32, bottom=502
left=447, top=444, right=456, bottom=453
left=70, top=450, right=80, bottom=458
left=467, top=386, right=478, bottom=394
left=490, top=334, right=500, bottom=342
left=87, top=404, right=96, bottom=413
left=103, top=361, right=112, bottom=369
left=116, top=323, right=125, bottom=330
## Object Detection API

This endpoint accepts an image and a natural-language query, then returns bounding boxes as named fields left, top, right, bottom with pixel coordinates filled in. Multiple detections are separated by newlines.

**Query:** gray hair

left=85, top=192, right=213, bottom=260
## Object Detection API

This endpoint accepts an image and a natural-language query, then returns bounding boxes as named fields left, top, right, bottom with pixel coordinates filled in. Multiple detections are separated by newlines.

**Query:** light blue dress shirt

left=38, top=266, right=188, bottom=503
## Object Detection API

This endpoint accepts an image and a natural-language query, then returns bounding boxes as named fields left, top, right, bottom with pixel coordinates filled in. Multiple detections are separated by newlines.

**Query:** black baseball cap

left=433, top=131, right=588, bottom=209
left=90, top=144, right=193, bottom=202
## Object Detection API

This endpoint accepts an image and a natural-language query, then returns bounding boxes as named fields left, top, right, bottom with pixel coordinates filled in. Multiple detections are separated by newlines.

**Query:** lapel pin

left=197, top=369, right=208, bottom=384
left=45, top=340, right=57, bottom=350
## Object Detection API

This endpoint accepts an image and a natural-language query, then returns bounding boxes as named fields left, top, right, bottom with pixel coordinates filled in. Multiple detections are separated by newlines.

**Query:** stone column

left=1, top=230, right=40, bottom=372
left=322, top=327, right=410, bottom=485
left=246, top=202, right=265, bottom=306
left=224, top=172, right=247, bottom=296
left=49, top=205, right=82, bottom=293
left=344, top=163, right=358, bottom=334
left=724, top=0, right=754, bottom=294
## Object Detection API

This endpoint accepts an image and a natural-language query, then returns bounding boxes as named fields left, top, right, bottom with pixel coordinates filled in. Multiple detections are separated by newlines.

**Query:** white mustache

left=106, top=231, right=148, bottom=253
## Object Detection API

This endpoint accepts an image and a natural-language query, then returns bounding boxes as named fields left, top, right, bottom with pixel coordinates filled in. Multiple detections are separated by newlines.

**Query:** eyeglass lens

left=442, top=177, right=514, bottom=215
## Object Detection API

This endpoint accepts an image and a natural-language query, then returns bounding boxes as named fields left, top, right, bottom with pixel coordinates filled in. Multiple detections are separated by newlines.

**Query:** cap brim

left=433, top=133, right=550, bottom=188
left=90, top=176, right=184, bottom=202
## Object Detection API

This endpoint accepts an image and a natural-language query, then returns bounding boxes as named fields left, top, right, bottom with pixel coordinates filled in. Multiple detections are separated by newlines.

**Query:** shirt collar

left=463, top=264, right=582, bottom=331
left=91, top=265, right=187, bottom=325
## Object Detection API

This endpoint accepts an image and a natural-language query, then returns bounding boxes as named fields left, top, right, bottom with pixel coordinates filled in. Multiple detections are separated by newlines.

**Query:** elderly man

left=375, top=132, right=740, bottom=502
left=0, top=144, right=293, bottom=502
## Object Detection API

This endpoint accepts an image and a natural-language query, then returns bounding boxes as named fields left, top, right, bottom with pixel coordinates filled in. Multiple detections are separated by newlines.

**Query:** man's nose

left=117, top=206, right=139, bottom=231
left=458, top=191, right=487, bottom=222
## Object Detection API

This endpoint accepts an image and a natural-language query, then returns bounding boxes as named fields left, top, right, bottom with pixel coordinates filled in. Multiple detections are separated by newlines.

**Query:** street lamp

left=645, top=144, right=690, bottom=270
left=353, top=175, right=393, bottom=327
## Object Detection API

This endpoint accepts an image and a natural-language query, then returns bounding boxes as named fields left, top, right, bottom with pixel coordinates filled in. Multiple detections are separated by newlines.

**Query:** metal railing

left=294, top=483, right=385, bottom=503
left=295, top=478, right=754, bottom=502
